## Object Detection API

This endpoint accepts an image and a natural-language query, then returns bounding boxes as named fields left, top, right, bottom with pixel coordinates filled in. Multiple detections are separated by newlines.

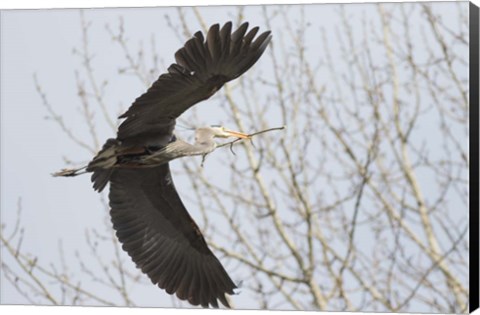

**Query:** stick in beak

left=224, top=129, right=251, bottom=139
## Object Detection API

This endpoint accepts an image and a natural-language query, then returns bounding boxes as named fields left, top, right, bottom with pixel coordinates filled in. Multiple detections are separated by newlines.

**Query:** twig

left=202, top=125, right=285, bottom=165
left=216, top=126, right=286, bottom=150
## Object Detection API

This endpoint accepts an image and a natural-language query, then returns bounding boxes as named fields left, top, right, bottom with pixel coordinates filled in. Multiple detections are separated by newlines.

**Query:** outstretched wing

left=117, top=21, right=272, bottom=147
left=109, top=164, right=236, bottom=308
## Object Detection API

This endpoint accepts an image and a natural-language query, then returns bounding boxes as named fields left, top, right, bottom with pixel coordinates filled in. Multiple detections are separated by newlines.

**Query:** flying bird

left=55, top=21, right=272, bottom=308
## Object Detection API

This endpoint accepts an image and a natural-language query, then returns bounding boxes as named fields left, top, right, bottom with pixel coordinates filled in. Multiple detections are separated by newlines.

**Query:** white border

left=0, top=0, right=478, bottom=10
left=0, top=304, right=461, bottom=315
left=1, top=0, right=477, bottom=315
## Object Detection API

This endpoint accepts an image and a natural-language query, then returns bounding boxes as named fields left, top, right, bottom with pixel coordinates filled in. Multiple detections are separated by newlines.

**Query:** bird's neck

left=192, top=138, right=217, bottom=155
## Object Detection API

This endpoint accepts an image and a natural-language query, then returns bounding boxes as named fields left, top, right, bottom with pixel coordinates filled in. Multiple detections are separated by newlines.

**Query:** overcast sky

left=0, top=1, right=470, bottom=311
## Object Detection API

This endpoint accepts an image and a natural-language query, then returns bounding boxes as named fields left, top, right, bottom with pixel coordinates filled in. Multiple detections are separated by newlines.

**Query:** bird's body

left=87, top=126, right=247, bottom=173
left=55, top=21, right=271, bottom=308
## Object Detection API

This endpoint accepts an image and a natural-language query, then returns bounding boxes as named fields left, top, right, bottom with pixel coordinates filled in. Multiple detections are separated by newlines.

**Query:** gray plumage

left=61, top=21, right=271, bottom=308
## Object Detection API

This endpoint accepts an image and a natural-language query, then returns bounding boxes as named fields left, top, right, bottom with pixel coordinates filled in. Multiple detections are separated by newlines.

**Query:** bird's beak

left=224, top=129, right=250, bottom=139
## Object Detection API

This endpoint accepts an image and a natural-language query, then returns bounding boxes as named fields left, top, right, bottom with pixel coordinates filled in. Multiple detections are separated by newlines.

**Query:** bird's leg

left=52, top=165, right=88, bottom=177
left=200, top=154, right=207, bottom=167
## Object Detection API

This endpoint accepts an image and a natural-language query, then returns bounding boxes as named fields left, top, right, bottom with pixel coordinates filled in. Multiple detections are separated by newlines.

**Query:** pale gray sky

left=0, top=2, right=470, bottom=311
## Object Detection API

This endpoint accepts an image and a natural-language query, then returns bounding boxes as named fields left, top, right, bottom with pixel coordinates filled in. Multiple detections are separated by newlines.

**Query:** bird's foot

left=52, top=166, right=87, bottom=177
left=200, top=154, right=207, bottom=167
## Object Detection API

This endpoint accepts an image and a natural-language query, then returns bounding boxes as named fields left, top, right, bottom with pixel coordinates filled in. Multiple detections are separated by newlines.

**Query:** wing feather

left=109, top=164, right=237, bottom=308
left=175, top=256, right=194, bottom=300
left=230, top=22, right=248, bottom=56
left=166, top=253, right=189, bottom=294
left=183, top=259, right=199, bottom=305
left=116, top=21, right=272, bottom=147
left=242, top=26, right=259, bottom=47
left=207, top=24, right=221, bottom=66
left=196, top=259, right=211, bottom=307
left=159, top=248, right=183, bottom=293
left=219, top=22, right=232, bottom=63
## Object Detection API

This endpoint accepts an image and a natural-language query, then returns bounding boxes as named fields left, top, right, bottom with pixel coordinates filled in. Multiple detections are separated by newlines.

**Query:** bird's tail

left=90, top=168, right=114, bottom=192
left=86, top=138, right=121, bottom=192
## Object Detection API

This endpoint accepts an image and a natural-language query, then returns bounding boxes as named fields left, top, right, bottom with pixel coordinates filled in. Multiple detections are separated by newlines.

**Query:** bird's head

left=210, top=125, right=250, bottom=139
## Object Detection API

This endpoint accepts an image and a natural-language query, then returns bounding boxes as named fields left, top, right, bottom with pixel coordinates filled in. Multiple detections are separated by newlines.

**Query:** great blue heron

left=54, top=21, right=272, bottom=308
